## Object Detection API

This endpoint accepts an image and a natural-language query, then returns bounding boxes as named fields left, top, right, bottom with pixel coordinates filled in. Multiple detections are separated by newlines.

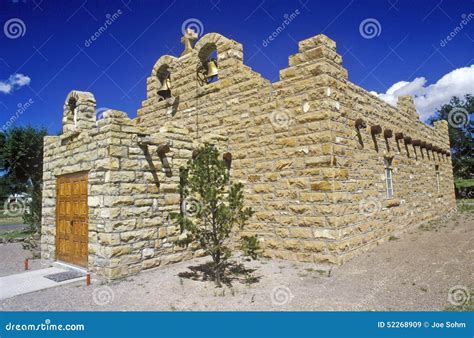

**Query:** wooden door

left=55, top=172, right=88, bottom=267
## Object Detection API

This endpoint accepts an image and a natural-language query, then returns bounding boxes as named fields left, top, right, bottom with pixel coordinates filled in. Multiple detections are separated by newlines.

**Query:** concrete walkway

left=0, top=267, right=85, bottom=300
left=0, top=224, right=27, bottom=232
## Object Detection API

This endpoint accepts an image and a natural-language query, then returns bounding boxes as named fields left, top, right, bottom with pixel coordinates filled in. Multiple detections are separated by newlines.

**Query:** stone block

left=107, top=145, right=128, bottom=158
left=311, top=181, right=342, bottom=191
left=98, top=233, right=121, bottom=246
left=290, top=228, right=313, bottom=239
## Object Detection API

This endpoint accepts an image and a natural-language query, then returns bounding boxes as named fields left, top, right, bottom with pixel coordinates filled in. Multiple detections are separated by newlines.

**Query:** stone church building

left=41, top=31, right=456, bottom=279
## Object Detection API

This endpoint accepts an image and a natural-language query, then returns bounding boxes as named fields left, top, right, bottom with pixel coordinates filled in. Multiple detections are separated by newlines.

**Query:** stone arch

left=62, top=90, right=96, bottom=133
left=194, top=33, right=243, bottom=63
left=151, top=55, right=179, bottom=77
left=196, top=40, right=218, bottom=63
left=148, top=55, right=179, bottom=100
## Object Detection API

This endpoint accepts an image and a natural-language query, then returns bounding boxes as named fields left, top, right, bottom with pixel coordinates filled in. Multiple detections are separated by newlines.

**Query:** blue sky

left=0, top=0, right=473, bottom=134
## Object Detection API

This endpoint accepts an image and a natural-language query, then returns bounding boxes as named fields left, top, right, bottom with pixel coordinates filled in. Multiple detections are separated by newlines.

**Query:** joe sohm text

left=377, top=321, right=466, bottom=329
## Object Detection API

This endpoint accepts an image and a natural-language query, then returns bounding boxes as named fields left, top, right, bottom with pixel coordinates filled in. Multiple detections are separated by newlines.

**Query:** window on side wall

left=384, top=157, right=394, bottom=199
left=435, top=165, right=440, bottom=194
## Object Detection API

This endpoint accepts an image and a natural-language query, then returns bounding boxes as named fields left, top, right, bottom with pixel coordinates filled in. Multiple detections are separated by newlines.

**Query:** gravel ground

left=0, top=242, right=43, bottom=277
left=0, top=212, right=472, bottom=311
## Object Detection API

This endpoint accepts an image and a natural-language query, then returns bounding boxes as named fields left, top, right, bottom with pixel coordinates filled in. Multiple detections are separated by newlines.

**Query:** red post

left=24, top=258, right=29, bottom=270
left=86, top=272, right=91, bottom=286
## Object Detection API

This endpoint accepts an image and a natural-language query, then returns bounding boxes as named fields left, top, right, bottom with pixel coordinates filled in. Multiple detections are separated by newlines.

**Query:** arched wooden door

left=55, top=172, right=89, bottom=267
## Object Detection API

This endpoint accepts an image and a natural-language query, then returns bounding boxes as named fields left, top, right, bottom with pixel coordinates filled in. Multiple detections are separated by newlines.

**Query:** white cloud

left=370, top=65, right=474, bottom=121
left=0, top=73, right=31, bottom=94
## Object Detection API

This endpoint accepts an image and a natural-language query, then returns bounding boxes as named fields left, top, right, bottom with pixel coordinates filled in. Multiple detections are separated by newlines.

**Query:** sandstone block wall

left=42, top=91, right=202, bottom=279
left=42, top=32, right=456, bottom=279
left=136, top=32, right=454, bottom=265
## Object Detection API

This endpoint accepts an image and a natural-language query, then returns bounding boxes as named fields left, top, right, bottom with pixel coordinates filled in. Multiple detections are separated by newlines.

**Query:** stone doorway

left=55, top=172, right=89, bottom=267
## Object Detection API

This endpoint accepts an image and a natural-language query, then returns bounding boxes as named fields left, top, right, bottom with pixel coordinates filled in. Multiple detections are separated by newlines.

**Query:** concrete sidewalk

left=0, top=224, right=27, bottom=232
left=0, top=267, right=85, bottom=300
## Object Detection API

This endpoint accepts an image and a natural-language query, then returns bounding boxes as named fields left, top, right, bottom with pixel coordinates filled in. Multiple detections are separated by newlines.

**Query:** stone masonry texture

left=41, top=32, right=456, bottom=280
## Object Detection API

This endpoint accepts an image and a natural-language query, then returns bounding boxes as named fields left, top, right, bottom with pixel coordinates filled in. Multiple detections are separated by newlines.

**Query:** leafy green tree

left=0, top=132, right=9, bottom=204
left=0, top=176, right=13, bottom=207
left=0, top=126, right=47, bottom=230
left=427, top=94, right=473, bottom=179
left=173, top=144, right=257, bottom=286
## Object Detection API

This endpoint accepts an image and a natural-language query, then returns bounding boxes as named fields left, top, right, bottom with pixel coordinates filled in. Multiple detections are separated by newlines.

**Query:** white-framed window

left=384, top=157, right=394, bottom=198
left=435, top=165, right=440, bottom=194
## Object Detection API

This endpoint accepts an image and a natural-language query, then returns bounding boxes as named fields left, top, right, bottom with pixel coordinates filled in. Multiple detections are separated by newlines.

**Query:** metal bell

left=206, top=59, right=219, bottom=80
left=157, top=75, right=171, bottom=99
left=158, top=76, right=171, bottom=92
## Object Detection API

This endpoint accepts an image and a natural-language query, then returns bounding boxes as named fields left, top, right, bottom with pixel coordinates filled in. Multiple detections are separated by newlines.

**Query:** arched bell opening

left=197, top=44, right=219, bottom=86
left=156, top=65, right=172, bottom=101
left=68, top=97, right=78, bottom=126
left=62, top=96, right=78, bottom=133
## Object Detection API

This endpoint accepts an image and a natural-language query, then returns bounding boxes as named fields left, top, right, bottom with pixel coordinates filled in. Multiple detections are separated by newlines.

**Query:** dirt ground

left=0, top=242, right=43, bottom=277
left=0, top=212, right=472, bottom=311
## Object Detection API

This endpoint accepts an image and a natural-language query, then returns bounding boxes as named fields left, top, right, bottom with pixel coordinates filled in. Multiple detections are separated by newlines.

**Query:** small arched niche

left=62, top=96, right=78, bottom=132
left=197, top=44, right=219, bottom=85
left=148, top=55, right=178, bottom=101
left=62, top=90, right=96, bottom=134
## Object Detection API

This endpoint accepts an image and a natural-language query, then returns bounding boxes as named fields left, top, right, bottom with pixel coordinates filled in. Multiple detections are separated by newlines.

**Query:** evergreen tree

left=173, top=144, right=257, bottom=286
